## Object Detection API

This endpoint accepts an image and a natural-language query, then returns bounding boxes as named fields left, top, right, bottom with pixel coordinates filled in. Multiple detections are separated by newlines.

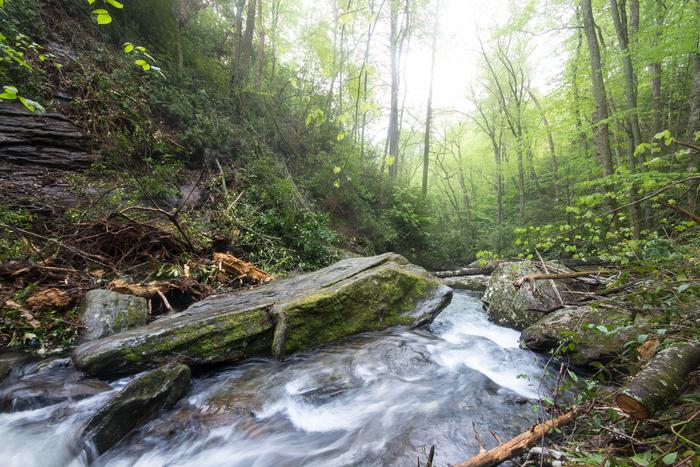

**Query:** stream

left=0, top=291, right=552, bottom=466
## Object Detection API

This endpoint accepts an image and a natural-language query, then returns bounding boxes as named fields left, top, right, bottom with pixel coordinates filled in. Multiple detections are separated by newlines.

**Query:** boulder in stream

left=78, top=289, right=148, bottom=342
left=82, top=363, right=191, bottom=456
left=482, top=261, right=571, bottom=330
left=72, top=253, right=452, bottom=377
left=520, top=305, right=646, bottom=367
left=442, top=275, right=490, bottom=292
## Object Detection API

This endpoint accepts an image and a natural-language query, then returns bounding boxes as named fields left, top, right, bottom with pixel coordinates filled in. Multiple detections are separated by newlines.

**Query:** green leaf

left=336, top=131, right=345, bottom=141
left=123, top=42, right=134, bottom=53
left=662, top=453, right=677, bottom=465
left=105, top=0, right=124, bottom=8
left=96, top=13, right=112, bottom=25
left=0, top=0, right=5, bottom=8
left=91, top=8, right=109, bottom=14
left=333, top=166, right=342, bottom=175
left=87, top=0, right=96, bottom=4
left=636, top=334, right=648, bottom=344
left=677, top=283, right=690, bottom=293
left=0, top=85, right=18, bottom=100
left=19, top=96, right=45, bottom=113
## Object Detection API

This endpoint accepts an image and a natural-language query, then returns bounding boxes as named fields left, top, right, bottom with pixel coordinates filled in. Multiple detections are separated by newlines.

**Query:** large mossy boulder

left=82, top=363, right=190, bottom=456
left=482, top=261, right=565, bottom=330
left=78, top=289, right=148, bottom=342
left=520, top=305, right=647, bottom=367
left=73, top=253, right=452, bottom=377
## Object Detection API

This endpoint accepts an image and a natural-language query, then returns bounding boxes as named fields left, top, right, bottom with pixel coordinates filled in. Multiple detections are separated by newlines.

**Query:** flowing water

left=0, top=291, right=552, bottom=467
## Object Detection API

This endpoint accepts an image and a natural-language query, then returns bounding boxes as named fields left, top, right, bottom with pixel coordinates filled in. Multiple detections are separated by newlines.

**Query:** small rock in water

left=82, top=363, right=191, bottom=457
left=78, top=289, right=148, bottom=342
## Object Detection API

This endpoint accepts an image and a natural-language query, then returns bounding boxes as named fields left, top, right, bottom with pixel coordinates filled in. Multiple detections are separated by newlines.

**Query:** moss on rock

left=520, top=305, right=647, bottom=367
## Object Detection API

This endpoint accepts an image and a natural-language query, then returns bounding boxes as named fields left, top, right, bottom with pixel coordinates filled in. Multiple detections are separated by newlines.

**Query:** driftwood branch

left=615, top=341, right=700, bottom=419
left=513, top=270, right=605, bottom=289
left=453, top=409, right=577, bottom=467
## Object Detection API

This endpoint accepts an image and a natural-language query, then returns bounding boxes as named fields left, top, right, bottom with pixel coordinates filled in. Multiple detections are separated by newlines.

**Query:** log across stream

left=0, top=291, right=554, bottom=466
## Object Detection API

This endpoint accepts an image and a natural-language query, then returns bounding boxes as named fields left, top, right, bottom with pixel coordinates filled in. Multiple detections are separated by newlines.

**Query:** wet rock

left=0, top=357, right=110, bottom=412
left=0, top=352, right=30, bottom=384
left=78, top=289, right=148, bottom=342
left=73, top=253, right=452, bottom=377
left=82, top=363, right=191, bottom=456
left=520, top=305, right=646, bottom=366
left=482, top=262, right=569, bottom=330
left=442, top=275, right=490, bottom=292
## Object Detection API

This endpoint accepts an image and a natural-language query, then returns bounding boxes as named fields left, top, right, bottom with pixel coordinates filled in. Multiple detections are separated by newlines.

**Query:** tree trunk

left=235, top=0, right=257, bottom=85
left=572, top=17, right=591, bottom=158
left=610, top=0, right=642, bottom=150
left=255, top=0, right=265, bottom=87
left=615, top=341, right=700, bottom=419
left=231, top=0, right=246, bottom=83
left=581, top=0, right=615, bottom=178
left=422, top=3, right=438, bottom=197
left=650, top=0, right=664, bottom=136
left=386, top=0, right=401, bottom=178
left=529, top=90, right=560, bottom=201
left=686, top=1, right=700, bottom=210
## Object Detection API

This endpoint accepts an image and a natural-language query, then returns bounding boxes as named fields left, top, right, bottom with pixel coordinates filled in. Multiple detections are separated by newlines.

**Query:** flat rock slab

left=73, top=253, right=452, bottom=377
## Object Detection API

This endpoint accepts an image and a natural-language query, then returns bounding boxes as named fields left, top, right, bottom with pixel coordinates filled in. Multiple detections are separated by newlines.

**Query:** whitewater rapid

left=0, top=291, right=551, bottom=466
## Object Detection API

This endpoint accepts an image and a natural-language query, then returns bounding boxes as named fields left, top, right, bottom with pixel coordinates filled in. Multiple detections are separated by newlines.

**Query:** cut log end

left=614, top=393, right=651, bottom=420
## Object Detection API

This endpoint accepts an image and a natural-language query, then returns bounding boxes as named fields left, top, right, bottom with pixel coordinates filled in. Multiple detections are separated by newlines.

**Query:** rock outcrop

left=520, top=305, right=646, bottom=367
left=0, top=103, right=94, bottom=169
left=72, top=253, right=452, bottom=377
left=78, top=289, right=149, bottom=342
left=82, top=363, right=190, bottom=456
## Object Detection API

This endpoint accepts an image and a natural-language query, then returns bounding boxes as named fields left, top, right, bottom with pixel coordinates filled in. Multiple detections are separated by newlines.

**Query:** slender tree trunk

left=581, top=0, right=615, bottom=178
left=255, top=0, right=265, bottom=87
left=422, top=2, right=439, bottom=197
left=234, top=0, right=257, bottom=85
left=610, top=0, right=642, bottom=149
left=650, top=4, right=663, bottom=134
left=386, top=0, right=401, bottom=178
left=529, top=90, right=560, bottom=201
left=231, top=0, right=246, bottom=84
left=687, top=49, right=700, bottom=210
left=572, top=16, right=591, bottom=158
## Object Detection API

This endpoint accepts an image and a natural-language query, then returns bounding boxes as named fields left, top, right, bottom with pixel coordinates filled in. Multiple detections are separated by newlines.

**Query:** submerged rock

left=72, top=253, right=452, bottom=377
left=442, top=275, right=490, bottom=292
left=520, top=305, right=646, bottom=366
left=482, top=261, right=570, bottom=330
left=78, top=289, right=148, bottom=342
left=0, top=352, right=29, bottom=384
left=82, top=363, right=190, bottom=456
left=0, top=357, right=110, bottom=412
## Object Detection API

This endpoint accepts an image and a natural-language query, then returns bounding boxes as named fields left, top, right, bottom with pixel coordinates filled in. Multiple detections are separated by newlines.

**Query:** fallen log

left=513, top=270, right=605, bottom=289
left=452, top=409, right=576, bottom=467
left=434, top=263, right=501, bottom=278
left=615, top=341, right=700, bottom=419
